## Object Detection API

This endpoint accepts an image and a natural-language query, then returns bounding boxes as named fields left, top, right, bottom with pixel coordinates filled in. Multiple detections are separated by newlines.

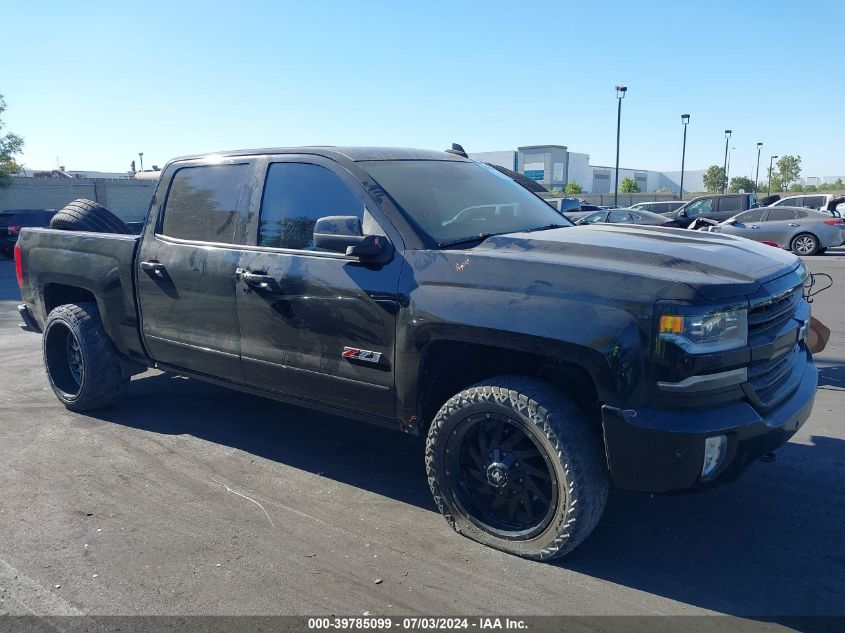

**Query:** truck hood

left=471, top=224, right=801, bottom=300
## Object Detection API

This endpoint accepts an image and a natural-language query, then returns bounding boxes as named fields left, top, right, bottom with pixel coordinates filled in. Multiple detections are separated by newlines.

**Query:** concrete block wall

left=0, top=177, right=155, bottom=222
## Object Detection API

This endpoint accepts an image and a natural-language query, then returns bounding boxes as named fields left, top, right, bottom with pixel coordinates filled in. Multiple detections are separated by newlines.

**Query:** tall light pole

left=726, top=146, right=736, bottom=189
left=722, top=130, right=731, bottom=193
left=614, top=85, right=627, bottom=206
left=767, top=155, right=778, bottom=196
left=679, top=114, right=690, bottom=199
left=754, top=142, right=763, bottom=192
left=138, top=152, right=144, bottom=172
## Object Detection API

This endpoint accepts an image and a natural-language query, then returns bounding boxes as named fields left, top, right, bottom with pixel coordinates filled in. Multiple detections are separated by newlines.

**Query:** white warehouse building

left=470, top=145, right=706, bottom=195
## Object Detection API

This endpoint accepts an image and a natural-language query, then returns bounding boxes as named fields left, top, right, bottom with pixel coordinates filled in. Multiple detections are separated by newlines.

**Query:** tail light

left=7, top=224, right=22, bottom=235
left=14, top=243, right=24, bottom=288
left=823, top=219, right=844, bottom=225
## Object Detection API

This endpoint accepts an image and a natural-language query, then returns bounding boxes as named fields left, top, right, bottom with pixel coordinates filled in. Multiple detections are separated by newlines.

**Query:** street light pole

left=754, top=142, right=763, bottom=192
left=138, top=152, right=144, bottom=172
left=614, top=85, right=627, bottom=207
left=768, top=155, right=778, bottom=196
left=726, top=146, right=735, bottom=189
left=680, top=114, right=690, bottom=199
left=722, top=130, right=731, bottom=193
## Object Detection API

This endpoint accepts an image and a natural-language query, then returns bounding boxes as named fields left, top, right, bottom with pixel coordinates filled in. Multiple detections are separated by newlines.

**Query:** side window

left=258, top=163, right=365, bottom=251
left=161, top=164, right=248, bottom=243
left=794, top=209, right=810, bottom=218
left=685, top=198, right=713, bottom=217
left=580, top=212, right=604, bottom=224
left=735, top=209, right=765, bottom=223
left=719, top=196, right=744, bottom=213
left=609, top=210, right=630, bottom=222
left=766, top=208, right=797, bottom=221
left=802, top=196, right=824, bottom=209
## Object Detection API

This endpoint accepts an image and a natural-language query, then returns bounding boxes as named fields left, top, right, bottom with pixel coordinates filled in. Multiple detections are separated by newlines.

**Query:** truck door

left=235, top=157, right=402, bottom=421
left=136, top=159, right=256, bottom=380
left=715, top=195, right=745, bottom=221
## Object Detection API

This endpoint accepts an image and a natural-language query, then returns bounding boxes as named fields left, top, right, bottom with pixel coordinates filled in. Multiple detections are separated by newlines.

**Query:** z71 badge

left=342, top=347, right=382, bottom=363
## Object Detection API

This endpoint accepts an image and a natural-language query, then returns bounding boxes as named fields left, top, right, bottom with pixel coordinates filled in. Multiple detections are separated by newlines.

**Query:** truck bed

left=17, top=228, right=147, bottom=363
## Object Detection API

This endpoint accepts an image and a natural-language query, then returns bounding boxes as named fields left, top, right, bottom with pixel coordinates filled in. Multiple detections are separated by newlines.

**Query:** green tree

left=702, top=165, right=726, bottom=193
left=766, top=166, right=783, bottom=192
left=789, top=183, right=804, bottom=192
left=728, top=176, right=756, bottom=193
left=803, top=184, right=817, bottom=192
left=620, top=177, right=640, bottom=193
left=0, top=94, right=24, bottom=187
left=775, top=155, right=802, bottom=190
left=564, top=181, right=583, bottom=194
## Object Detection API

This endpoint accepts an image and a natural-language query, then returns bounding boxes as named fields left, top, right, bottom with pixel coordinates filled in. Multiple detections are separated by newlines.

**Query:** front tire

left=43, top=302, right=129, bottom=411
left=791, top=233, right=820, bottom=256
left=425, top=376, right=608, bottom=560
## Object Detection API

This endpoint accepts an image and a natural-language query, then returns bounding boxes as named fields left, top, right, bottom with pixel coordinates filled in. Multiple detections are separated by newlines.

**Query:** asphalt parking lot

left=0, top=251, right=843, bottom=622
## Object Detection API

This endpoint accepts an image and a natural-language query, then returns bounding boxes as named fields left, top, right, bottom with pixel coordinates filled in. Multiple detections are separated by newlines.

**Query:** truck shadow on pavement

left=93, top=371, right=844, bottom=618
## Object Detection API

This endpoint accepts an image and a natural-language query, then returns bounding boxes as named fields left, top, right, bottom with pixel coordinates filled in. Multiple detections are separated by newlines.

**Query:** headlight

left=658, top=309, right=748, bottom=353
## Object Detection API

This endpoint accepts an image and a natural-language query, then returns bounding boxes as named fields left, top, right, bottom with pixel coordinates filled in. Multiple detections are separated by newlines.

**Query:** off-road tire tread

left=425, top=376, right=608, bottom=560
left=50, top=199, right=132, bottom=234
left=43, top=302, right=129, bottom=411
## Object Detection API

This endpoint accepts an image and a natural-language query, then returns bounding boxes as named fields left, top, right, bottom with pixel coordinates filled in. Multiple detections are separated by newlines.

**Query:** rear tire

left=425, top=376, right=608, bottom=560
left=50, top=199, right=132, bottom=234
left=790, top=233, right=820, bottom=256
left=43, top=302, right=129, bottom=411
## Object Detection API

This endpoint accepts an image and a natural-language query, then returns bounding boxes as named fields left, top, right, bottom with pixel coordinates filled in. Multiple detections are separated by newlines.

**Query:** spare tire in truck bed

left=50, top=199, right=133, bottom=234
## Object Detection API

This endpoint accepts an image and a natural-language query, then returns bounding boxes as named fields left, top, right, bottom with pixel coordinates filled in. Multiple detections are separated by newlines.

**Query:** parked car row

left=704, top=207, right=845, bottom=256
left=0, top=209, right=57, bottom=257
left=555, top=192, right=845, bottom=256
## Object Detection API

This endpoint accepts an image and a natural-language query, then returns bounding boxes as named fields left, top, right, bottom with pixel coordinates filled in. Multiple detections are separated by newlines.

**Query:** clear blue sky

left=4, top=0, right=843, bottom=179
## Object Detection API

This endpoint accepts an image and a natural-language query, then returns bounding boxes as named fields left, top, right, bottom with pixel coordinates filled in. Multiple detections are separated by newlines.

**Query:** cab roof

left=171, top=146, right=468, bottom=163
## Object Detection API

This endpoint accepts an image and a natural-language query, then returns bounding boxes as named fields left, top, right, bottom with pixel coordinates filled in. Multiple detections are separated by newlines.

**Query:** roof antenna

left=445, top=143, right=468, bottom=158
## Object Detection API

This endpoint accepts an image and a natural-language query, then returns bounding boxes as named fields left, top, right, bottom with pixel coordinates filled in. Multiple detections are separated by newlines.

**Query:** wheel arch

left=405, top=332, right=617, bottom=435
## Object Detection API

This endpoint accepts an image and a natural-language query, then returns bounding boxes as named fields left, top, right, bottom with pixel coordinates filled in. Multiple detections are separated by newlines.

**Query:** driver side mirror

left=678, top=208, right=688, bottom=218
left=313, top=216, right=393, bottom=264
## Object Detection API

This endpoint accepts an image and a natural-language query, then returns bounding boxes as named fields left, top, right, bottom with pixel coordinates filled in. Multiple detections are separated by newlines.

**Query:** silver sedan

left=707, top=206, right=845, bottom=255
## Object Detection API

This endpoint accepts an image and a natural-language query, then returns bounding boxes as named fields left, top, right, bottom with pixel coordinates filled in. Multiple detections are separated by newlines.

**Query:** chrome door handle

left=788, top=223, right=800, bottom=227
left=749, top=225, right=759, bottom=229
left=240, top=270, right=278, bottom=291
left=140, top=260, right=166, bottom=278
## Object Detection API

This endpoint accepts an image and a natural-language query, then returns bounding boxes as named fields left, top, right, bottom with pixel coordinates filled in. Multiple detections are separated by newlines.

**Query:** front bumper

left=602, top=349, right=817, bottom=493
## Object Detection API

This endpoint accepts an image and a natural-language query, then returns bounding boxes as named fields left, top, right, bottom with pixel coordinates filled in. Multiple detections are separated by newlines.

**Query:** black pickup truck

left=14, top=147, right=817, bottom=560
left=667, top=192, right=760, bottom=228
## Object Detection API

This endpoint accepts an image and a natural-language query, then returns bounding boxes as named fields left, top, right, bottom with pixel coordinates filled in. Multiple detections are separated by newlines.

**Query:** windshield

left=363, top=160, right=572, bottom=245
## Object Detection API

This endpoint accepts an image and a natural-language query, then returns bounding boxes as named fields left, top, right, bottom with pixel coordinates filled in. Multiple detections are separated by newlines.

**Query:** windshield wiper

left=524, top=223, right=569, bottom=232
left=437, top=233, right=502, bottom=248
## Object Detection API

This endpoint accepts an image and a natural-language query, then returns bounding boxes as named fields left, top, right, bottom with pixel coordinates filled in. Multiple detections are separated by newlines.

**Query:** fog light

left=701, top=435, right=727, bottom=479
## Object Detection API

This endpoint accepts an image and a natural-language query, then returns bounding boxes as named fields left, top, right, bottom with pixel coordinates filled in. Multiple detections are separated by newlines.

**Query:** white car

left=768, top=193, right=845, bottom=214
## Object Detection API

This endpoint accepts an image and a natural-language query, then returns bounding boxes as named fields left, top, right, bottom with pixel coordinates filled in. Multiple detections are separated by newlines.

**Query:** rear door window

left=160, top=164, right=249, bottom=244
left=802, top=196, right=825, bottom=209
left=718, top=196, right=744, bottom=214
